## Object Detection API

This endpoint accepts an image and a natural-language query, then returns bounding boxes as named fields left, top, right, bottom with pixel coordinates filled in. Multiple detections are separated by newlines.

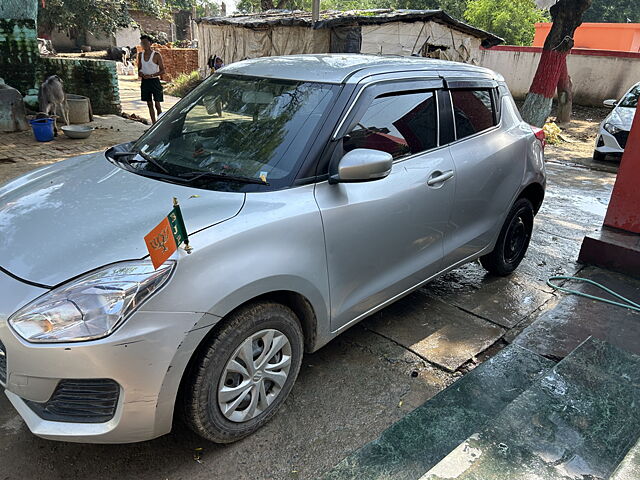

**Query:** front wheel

left=593, top=150, right=606, bottom=161
left=480, top=198, right=534, bottom=276
left=182, top=302, right=304, bottom=443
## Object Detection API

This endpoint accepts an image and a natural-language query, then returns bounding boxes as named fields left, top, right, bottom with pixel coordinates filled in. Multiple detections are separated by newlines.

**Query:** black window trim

left=337, top=84, right=444, bottom=166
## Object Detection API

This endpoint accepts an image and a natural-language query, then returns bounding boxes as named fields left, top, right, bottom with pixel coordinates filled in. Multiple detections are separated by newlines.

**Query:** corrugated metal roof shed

left=196, top=9, right=503, bottom=48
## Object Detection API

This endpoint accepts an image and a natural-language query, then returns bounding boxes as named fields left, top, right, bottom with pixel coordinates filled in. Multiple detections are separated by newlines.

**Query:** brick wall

left=41, top=58, right=121, bottom=114
left=130, top=10, right=172, bottom=37
left=136, top=46, right=198, bottom=80
left=156, top=47, right=198, bottom=79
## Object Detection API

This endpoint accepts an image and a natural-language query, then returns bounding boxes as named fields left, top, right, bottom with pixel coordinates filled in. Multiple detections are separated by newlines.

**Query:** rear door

left=314, top=78, right=456, bottom=332
left=442, top=78, right=528, bottom=266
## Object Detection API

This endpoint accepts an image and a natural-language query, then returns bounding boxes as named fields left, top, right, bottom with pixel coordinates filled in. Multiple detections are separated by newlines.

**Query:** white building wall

left=478, top=47, right=640, bottom=106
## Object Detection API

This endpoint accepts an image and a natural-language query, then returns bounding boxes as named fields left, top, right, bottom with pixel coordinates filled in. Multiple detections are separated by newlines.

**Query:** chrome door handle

left=427, top=170, right=454, bottom=187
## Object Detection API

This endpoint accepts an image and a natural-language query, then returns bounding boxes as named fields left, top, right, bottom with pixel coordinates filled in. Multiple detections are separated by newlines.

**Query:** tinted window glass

left=451, top=89, right=495, bottom=139
left=620, top=85, right=640, bottom=108
left=131, top=74, right=336, bottom=190
left=344, top=91, right=437, bottom=160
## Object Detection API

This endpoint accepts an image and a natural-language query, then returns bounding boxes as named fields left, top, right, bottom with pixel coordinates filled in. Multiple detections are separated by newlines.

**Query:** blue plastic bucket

left=29, top=118, right=55, bottom=142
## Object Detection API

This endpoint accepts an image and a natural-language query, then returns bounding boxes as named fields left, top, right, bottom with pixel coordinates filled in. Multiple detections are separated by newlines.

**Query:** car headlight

left=604, top=123, right=623, bottom=135
left=8, top=260, right=175, bottom=343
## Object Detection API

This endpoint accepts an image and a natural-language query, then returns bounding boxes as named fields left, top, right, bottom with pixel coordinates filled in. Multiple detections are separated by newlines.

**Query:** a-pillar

left=578, top=108, right=640, bottom=275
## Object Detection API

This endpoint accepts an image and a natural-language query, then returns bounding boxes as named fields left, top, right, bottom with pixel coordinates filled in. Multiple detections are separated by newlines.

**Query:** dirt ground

left=525, top=102, right=619, bottom=173
left=0, top=115, right=148, bottom=185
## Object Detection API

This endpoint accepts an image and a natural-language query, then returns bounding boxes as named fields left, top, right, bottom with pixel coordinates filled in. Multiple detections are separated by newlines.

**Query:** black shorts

left=141, top=78, right=164, bottom=102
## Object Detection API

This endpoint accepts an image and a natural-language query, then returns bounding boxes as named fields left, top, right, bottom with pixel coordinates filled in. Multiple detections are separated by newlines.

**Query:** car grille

left=614, top=130, right=629, bottom=149
left=25, top=379, right=120, bottom=423
left=0, top=341, right=6, bottom=385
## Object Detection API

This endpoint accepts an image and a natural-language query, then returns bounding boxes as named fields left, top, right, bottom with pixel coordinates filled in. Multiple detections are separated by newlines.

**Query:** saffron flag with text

left=145, top=200, right=190, bottom=269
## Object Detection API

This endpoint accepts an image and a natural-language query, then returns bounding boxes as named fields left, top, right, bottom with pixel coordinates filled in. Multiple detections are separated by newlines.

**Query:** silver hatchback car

left=0, top=55, right=545, bottom=444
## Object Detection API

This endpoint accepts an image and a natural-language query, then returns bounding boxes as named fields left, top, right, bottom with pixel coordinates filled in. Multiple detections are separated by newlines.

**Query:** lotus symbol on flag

left=151, top=227, right=171, bottom=253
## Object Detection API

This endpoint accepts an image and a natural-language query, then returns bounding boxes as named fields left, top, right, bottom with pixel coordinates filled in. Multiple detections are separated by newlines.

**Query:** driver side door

left=314, top=79, right=456, bottom=332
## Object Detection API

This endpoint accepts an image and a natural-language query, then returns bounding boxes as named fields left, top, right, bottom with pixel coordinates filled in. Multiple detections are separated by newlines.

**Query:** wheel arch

left=518, top=182, right=545, bottom=214
left=171, top=288, right=320, bottom=429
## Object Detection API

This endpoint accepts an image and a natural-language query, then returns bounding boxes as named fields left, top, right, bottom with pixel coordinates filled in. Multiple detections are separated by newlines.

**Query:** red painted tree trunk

left=556, top=60, right=573, bottom=124
left=521, top=0, right=592, bottom=127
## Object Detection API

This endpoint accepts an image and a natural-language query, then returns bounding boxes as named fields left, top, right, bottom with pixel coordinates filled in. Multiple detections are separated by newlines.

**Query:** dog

left=38, top=75, right=69, bottom=135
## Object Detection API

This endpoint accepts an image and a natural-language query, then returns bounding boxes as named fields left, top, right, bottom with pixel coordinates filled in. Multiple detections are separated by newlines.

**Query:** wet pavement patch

left=422, top=338, right=640, bottom=480
left=364, top=292, right=505, bottom=371
left=514, top=266, right=640, bottom=359
left=322, top=344, right=554, bottom=480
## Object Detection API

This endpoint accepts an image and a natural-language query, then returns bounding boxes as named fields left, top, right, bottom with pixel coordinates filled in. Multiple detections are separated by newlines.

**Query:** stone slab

left=422, top=338, right=640, bottom=480
left=514, top=266, right=640, bottom=359
left=364, top=292, right=505, bottom=371
left=322, top=344, right=554, bottom=480
left=610, top=437, right=640, bottom=480
left=579, top=227, right=640, bottom=279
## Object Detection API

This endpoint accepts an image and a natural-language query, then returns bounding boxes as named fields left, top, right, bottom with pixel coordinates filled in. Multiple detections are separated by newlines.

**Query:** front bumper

left=0, top=268, right=215, bottom=443
left=595, top=126, right=628, bottom=155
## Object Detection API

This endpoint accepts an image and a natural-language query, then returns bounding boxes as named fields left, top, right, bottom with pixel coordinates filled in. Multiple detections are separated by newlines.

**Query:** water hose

left=546, top=276, right=640, bottom=313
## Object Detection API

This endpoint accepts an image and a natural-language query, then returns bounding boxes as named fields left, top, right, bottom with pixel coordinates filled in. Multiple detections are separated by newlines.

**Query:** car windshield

left=127, top=74, right=337, bottom=190
left=620, top=85, right=640, bottom=108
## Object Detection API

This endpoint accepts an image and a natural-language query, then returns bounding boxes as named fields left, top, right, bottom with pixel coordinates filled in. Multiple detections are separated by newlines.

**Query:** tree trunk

left=261, top=0, right=275, bottom=10
left=521, top=0, right=592, bottom=127
left=556, top=60, right=573, bottom=124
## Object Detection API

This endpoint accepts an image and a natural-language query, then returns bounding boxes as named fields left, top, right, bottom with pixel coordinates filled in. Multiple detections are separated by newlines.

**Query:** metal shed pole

left=312, top=0, right=320, bottom=22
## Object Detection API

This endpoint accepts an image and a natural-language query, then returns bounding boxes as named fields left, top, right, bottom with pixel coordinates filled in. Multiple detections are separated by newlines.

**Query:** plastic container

left=29, top=118, right=55, bottom=142
left=67, top=94, right=92, bottom=124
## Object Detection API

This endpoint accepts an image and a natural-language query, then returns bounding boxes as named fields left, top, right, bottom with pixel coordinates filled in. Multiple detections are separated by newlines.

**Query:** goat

left=38, top=75, right=69, bottom=134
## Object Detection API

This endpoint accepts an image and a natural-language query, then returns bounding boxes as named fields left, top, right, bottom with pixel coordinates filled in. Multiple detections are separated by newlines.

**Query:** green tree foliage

left=464, top=0, right=548, bottom=45
left=38, top=0, right=159, bottom=41
left=583, top=0, right=640, bottom=23
left=236, top=0, right=470, bottom=18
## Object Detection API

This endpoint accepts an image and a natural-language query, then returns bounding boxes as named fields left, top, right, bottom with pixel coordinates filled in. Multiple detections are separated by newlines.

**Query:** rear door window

left=344, top=91, right=438, bottom=160
left=451, top=89, right=496, bottom=140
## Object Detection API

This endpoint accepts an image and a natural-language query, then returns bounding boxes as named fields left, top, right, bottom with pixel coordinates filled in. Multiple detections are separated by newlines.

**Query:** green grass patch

left=165, top=71, right=203, bottom=98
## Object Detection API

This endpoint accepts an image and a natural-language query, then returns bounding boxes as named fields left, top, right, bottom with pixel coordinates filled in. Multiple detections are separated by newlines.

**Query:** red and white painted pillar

left=579, top=110, right=640, bottom=274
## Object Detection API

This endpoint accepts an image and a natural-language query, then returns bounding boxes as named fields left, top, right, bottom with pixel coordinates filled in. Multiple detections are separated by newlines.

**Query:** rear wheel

left=183, top=302, right=304, bottom=443
left=480, top=198, right=534, bottom=276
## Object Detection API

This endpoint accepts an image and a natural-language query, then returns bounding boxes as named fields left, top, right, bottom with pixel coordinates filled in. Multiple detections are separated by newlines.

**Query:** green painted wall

left=0, top=0, right=37, bottom=20
left=0, top=18, right=39, bottom=94
left=40, top=58, right=121, bottom=114
left=0, top=0, right=120, bottom=114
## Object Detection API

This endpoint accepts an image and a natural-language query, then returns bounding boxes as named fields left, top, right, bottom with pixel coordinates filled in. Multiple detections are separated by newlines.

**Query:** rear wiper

left=112, top=150, right=170, bottom=174
left=179, top=171, right=269, bottom=185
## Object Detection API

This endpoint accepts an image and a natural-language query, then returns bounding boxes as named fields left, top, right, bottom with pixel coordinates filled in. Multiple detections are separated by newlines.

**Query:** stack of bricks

left=154, top=46, right=199, bottom=80
left=135, top=45, right=198, bottom=80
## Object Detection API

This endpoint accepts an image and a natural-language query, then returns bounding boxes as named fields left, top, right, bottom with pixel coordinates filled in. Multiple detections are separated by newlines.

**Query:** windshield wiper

left=112, top=150, right=170, bottom=174
left=179, top=171, right=269, bottom=185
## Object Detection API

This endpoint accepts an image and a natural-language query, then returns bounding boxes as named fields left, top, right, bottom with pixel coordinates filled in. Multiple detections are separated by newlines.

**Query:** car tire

left=182, top=302, right=304, bottom=443
left=480, top=198, right=534, bottom=277
left=593, top=150, right=606, bottom=161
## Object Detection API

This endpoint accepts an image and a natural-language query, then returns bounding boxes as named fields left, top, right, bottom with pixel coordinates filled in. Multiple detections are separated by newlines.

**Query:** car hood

left=0, top=152, right=245, bottom=286
left=607, top=106, right=636, bottom=130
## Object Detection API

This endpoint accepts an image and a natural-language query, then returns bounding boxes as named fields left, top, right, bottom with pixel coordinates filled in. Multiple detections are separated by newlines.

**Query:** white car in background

left=594, top=82, right=639, bottom=161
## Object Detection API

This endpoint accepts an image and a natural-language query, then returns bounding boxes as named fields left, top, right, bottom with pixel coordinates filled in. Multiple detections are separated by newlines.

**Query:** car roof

left=220, top=54, right=501, bottom=85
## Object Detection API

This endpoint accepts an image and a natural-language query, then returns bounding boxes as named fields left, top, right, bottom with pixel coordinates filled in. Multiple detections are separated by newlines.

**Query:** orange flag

left=144, top=217, right=178, bottom=269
